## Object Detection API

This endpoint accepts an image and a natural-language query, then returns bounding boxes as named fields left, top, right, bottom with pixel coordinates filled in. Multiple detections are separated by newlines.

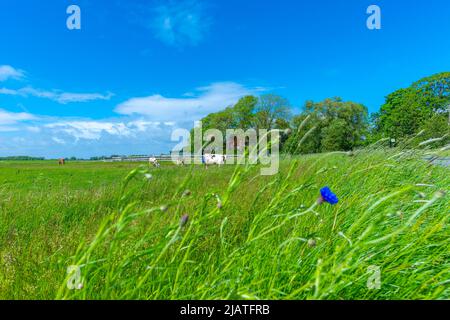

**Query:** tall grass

left=0, top=144, right=449, bottom=299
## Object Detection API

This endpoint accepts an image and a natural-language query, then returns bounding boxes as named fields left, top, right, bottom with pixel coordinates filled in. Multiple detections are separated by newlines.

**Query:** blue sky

left=1, top=0, right=450, bottom=158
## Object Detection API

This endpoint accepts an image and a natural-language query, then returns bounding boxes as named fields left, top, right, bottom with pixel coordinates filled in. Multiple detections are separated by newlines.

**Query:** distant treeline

left=0, top=155, right=157, bottom=161
left=0, top=156, right=45, bottom=161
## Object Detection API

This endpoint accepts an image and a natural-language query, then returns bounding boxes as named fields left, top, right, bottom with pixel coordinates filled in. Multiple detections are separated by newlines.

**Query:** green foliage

left=373, top=72, right=450, bottom=139
left=412, top=72, right=450, bottom=113
left=202, top=107, right=235, bottom=133
left=423, top=113, right=450, bottom=137
left=192, top=94, right=291, bottom=153
left=200, top=94, right=291, bottom=134
left=232, top=95, right=258, bottom=130
left=0, top=156, right=45, bottom=161
left=253, top=94, right=291, bottom=130
left=375, top=88, right=430, bottom=137
left=284, top=98, right=368, bottom=154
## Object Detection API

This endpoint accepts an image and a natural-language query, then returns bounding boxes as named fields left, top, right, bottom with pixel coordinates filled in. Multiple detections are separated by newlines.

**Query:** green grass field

left=0, top=147, right=449, bottom=300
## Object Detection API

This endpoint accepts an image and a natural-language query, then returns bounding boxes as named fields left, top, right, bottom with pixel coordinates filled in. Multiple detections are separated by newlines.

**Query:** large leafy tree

left=201, top=107, right=235, bottom=133
left=412, top=72, right=450, bottom=113
left=193, top=94, right=292, bottom=154
left=198, top=94, right=291, bottom=134
left=253, top=94, right=292, bottom=130
left=283, top=112, right=321, bottom=154
left=232, top=95, right=258, bottom=130
left=373, top=72, right=450, bottom=139
left=421, top=113, right=450, bottom=143
left=284, top=97, right=368, bottom=154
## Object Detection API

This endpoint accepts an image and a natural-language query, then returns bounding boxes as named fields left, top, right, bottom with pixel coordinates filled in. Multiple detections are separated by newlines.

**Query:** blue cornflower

left=319, top=186, right=339, bottom=205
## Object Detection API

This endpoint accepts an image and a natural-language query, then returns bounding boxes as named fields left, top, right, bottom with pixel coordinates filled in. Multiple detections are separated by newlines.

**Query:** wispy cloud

left=52, top=137, right=66, bottom=145
left=151, top=0, right=211, bottom=47
left=115, top=82, right=260, bottom=122
left=0, top=108, right=36, bottom=133
left=0, top=108, right=35, bottom=126
left=0, top=65, right=25, bottom=81
left=44, top=119, right=169, bottom=141
left=0, top=65, right=113, bottom=104
left=0, top=86, right=114, bottom=104
left=45, top=121, right=134, bottom=141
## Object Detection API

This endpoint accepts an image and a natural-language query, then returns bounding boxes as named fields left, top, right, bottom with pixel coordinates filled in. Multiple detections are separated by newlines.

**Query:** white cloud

left=115, top=82, right=258, bottom=122
left=0, top=109, right=35, bottom=125
left=0, top=126, right=20, bottom=132
left=57, top=92, right=114, bottom=104
left=0, top=65, right=25, bottom=81
left=45, top=121, right=134, bottom=141
left=0, top=86, right=113, bottom=104
left=26, top=126, right=41, bottom=133
left=43, top=119, right=171, bottom=141
left=0, top=88, right=20, bottom=95
left=128, top=119, right=161, bottom=132
left=52, top=137, right=66, bottom=145
left=0, top=65, right=112, bottom=104
left=0, top=108, right=35, bottom=132
left=151, top=0, right=210, bottom=47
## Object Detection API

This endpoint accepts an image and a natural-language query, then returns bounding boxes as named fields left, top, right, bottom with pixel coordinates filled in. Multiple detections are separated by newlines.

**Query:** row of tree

left=0, top=156, right=45, bottom=161
left=197, top=72, right=449, bottom=154
left=371, top=72, right=450, bottom=142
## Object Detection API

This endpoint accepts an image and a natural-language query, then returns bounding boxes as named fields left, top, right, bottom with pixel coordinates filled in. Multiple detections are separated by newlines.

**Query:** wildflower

left=180, top=214, right=189, bottom=227
left=318, top=186, right=339, bottom=205
left=160, top=205, right=168, bottom=212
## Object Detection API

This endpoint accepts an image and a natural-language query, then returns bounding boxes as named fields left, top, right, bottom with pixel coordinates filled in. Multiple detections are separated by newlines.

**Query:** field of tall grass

left=0, top=145, right=448, bottom=300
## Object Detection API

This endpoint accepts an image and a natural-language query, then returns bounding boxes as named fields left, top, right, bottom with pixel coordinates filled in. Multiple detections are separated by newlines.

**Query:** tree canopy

left=284, top=97, right=368, bottom=154
left=195, top=71, right=449, bottom=155
left=199, top=94, right=291, bottom=135
left=372, top=72, right=450, bottom=139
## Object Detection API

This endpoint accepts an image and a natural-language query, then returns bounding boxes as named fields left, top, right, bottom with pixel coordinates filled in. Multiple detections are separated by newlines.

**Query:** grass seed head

left=417, top=192, right=426, bottom=199
left=182, top=190, right=192, bottom=197
left=307, top=239, right=317, bottom=248
left=435, top=190, right=446, bottom=198
left=180, top=214, right=189, bottom=227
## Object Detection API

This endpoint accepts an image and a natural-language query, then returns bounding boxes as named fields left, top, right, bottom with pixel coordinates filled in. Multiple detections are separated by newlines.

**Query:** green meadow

left=0, top=147, right=448, bottom=300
